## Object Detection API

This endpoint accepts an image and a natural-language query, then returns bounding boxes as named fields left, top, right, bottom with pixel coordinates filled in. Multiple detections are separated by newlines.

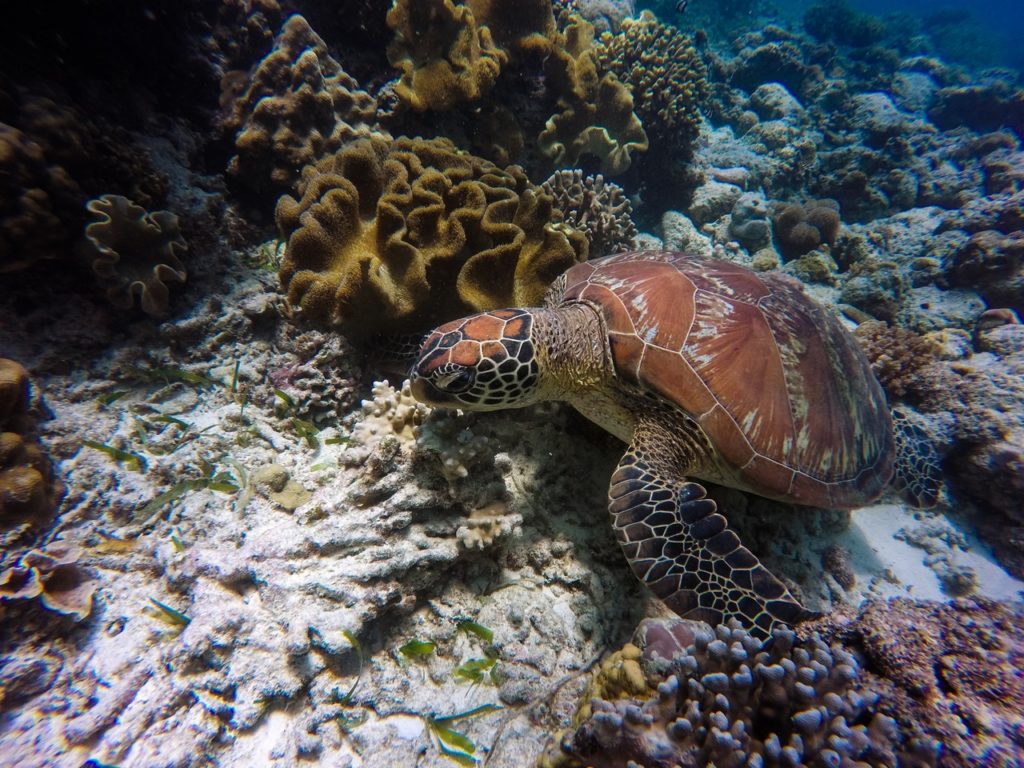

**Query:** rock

left=748, top=82, right=804, bottom=120
left=687, top=181, right=743, bottom=225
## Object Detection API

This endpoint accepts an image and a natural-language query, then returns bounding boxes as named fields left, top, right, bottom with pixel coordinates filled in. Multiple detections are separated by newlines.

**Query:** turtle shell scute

left=557, top=250, right=894, bottom=507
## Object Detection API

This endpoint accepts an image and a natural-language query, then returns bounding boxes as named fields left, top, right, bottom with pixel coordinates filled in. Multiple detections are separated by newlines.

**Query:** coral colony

left=1, top=1, right=1022, bottom=766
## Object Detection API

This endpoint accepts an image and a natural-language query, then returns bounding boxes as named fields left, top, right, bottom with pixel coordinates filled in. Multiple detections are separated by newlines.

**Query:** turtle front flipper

left=891, top=408, right=942, bottom=509
left=609, top=421, right=815, bottom=640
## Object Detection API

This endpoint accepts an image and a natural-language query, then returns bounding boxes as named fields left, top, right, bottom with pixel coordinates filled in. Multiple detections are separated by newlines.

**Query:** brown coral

left=385, top=0, right=506, bottom=111
left=385, top=2, right=647, bottom=174
left=1, top=359, right=58, bottom=526
left=81, top=194, right=187, bottom=316
left=595, top=10, right=709, bottom=154
left=538, top=22, right=649, bottom=175
left=275, top=136, right=588, bottom=336
left=541, top=169, right=636, bottom=257
left=772, top=198, right=841, bottom=259
left=0, top=543, right=96, bottom=621
left=222, top=15, right=382, bottom=198
left=853, top=320, right=941, bottom=400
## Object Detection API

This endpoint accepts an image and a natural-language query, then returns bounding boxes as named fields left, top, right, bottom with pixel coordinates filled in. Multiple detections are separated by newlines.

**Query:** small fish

left=399, top=639, right=436, bottom=659
left=676, top=0, right=689, bottom=12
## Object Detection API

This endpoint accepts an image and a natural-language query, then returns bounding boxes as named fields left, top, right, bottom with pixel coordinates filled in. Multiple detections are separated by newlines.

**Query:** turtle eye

left=433, top=366, right=474, bottom=393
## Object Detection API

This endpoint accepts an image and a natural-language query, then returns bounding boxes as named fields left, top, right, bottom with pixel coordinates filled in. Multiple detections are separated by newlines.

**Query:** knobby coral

left=0, top=543, right=96, bottom=621
left=275, top=136, right=588, bottom=335
left=82, top=194, right=187, bottom=316
left=772, top=199, right=841, bottom=259
left=1, top=359, right=59, bottom=527
left=222, top=14, right=381, bottom=198
left=544, top=616, right=940, bottom=767
left=595, top=10, right=709, bottom=155
left=541, top=170, right=637, bottom=258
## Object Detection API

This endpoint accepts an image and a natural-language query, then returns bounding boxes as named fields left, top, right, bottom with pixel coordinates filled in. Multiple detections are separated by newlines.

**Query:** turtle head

left=410, top=309, right=542, bottom=410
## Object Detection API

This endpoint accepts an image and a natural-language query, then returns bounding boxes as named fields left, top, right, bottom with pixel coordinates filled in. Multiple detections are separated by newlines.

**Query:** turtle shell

left=559, top=250, right=894, bottom=508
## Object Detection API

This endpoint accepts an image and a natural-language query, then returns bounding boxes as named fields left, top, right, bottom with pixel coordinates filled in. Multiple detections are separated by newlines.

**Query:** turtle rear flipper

left=891, top=408, right=942, bottom=509
left=609, top=421, right=816, bottom=640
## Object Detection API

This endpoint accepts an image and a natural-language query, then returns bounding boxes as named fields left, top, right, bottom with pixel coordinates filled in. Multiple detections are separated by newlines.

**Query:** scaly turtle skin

left=410, top=251, right=934, bottom=638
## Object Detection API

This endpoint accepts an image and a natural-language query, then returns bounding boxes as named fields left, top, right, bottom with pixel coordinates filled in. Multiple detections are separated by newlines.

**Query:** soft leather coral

left=275, top=136, right=588, bottom=335
left=82, top=194, right=187, bottom=316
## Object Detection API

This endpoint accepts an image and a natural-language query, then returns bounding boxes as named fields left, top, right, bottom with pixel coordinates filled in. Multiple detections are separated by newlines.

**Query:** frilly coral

left=385, top=0, right=506, bottom=111
left=772, top=198, right=841, bottom=259
left=0, top=543, right=96, bottom=621
left=544, top=616, right=939, bottom=768
left=82, top=194, right=187, bottom=316
left=541, top=170, right=637, bottom=258
left=222, top=14, right=382, bottom=197
left=275, top=136, right=588, bottom=335
left=1, top=359, right=59, bottom=526
left=595, top=11, right=709, bottom=154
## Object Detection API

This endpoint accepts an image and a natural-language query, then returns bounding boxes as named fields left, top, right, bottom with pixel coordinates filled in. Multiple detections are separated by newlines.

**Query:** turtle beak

left=409, top=373, right=430, bottom=403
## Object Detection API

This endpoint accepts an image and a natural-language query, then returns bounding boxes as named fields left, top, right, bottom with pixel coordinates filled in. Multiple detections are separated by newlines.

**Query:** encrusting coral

left=541, top=169, right=637, bottom=258
left=275, top=136, right=588, bottom=335
left=81, top=194, right=188, bottom=316
left=544, top=615, right=941, bottom=768
left=1, top=359, right=58, bottom=527
left=595, top=11, right=709, bottom=155
left=0, top=542, right=96, bottom=622
left=222, top=14, right=381, bottom=198
left=772, top=198, right=842, bottom=259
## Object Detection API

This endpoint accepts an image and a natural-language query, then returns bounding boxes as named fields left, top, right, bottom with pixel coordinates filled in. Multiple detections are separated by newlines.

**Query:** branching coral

left=1, top=359, right=59, bottom=526
left=222, top=14, right=381, bottom=197
left=0, top=543, right=96, bottom=621
left=772, top=199, right=841, bottom=259
left=82, top=194, right=187, bottom=316
left=275, top=136, right=588, bottom=335
left=541, top=170, right=636, bottom=258
left=595, top=11, right=709, bottom=155
left=544, top=617, right=939, bottom=767
left=853, top=320, right=941, bottom=400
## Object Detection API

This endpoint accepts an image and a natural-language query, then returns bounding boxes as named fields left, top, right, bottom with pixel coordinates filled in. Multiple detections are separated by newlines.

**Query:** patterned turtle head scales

left=410, top=309, right=542, bottom=409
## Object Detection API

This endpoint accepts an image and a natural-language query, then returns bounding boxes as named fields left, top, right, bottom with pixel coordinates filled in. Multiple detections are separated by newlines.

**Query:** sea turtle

left=409, top=250, right=939, bottom=637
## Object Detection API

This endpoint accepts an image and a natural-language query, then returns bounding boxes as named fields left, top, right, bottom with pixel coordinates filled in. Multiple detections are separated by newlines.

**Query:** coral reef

left=385, top=0, right=506, bottom=111
left=853, top=321, right=942, bottom=400
left=595, top=11, right=709, bottom=155
left=537, top=19, right=649, bottom=175
left=544, top=616, right=939, bottom=767
left=386, top=2, right=647, bottom=174
left=771, top=199, right=841, bottom=259
left=541, top=170, right=637, bottom=258
left=0, top=123, right=79, bottom=273
left=81, top=194, right=188, bottom=316
left=1, top=359, right=58, bottom=528
left=813, top=599, right=1024, bottom=767
left=221, top=15, right=381, bottom=199
left=0, top=543, right=96, bottom=621
left=275, top=136, right=588, bottom=335
left=728, top=192, right=771, bottom=246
